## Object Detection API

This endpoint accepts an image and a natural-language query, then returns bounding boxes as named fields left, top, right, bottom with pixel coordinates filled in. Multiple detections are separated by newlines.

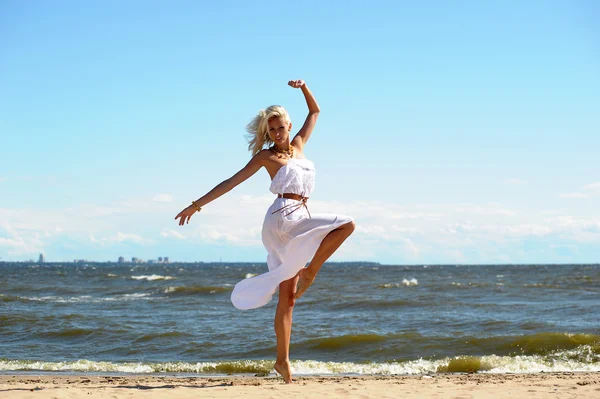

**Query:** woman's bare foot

left=274, top=359, right=293, bottom=383
left=294, top=268, right=317, bottom=300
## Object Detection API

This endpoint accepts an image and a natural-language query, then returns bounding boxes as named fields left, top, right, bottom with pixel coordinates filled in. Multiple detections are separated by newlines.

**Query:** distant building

left=132, top=257, right=138, bottom=263
left=158, top=257, right=163, bottom=263
left=118, top=256, right=125, bottom=263
left=148, top=259, right=157, bottom=264
left=38, top=253, right=45, bottom=263
left=164, top=257, right=169, bottom=263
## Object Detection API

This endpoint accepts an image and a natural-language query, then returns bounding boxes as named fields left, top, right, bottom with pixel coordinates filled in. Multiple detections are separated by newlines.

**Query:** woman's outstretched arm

left=175, top=151, right=266, bottom=225
left=289, top=80, right=320, bottom=150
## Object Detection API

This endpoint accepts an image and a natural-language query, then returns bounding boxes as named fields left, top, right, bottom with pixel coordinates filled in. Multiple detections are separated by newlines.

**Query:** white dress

left=230, top=157, right=354, bottom=310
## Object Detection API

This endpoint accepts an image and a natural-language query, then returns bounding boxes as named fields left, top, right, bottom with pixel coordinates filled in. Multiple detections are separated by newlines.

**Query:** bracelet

left=191, top=201, right=202, bottom=213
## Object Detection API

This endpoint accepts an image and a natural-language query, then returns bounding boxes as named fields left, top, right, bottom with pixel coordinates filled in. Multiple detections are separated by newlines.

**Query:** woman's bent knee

left=345, top=220, right=356, bottom=234
left=278, top=296, right=295, bottom=310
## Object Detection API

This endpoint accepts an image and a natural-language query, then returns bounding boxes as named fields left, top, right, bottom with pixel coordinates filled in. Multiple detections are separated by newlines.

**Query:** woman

left=175, top=79, right=355, bottom=383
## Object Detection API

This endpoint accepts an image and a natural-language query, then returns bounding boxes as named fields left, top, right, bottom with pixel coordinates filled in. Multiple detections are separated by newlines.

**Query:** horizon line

left=0, top=260, right=598, bottom=267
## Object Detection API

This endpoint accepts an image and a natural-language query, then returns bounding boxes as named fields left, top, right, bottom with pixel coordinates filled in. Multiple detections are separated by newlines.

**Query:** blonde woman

left=175, top=79, right=355, bottom=383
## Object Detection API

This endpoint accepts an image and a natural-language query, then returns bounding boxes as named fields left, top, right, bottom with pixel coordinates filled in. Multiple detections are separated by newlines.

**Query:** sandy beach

left=1, top=373, right=598, bottom=398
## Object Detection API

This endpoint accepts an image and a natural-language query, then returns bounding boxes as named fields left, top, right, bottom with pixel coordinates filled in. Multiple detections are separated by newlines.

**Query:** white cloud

left=559, top=182, right=600, bottom=199
left=0, top=177, right=7, bottom=182
left=152, top=194, right=174, bottom=203
left=0, top=237, right=28, bottom=252
left=559, top=192, right=588, bottom=199
left=114, top=232, right=147, bottom=244
left=539, top=210, right=561, bottom=215
left=1, top=193, right=600, bottom=262
left=442, top=249, right=466, bottom=262
left=0, top=225, right=44, bottom=255
left=454, top=204, right=518, bottom=216
left=160, top=229, right=187, bottom=240
left=90, top=232, right=150, bottom=245
left=195, top=225, right=262, bottom=246
left=505, top=178, right=527, bottom=184
left=583, top=182, right=600, bottom=194
left=398, top=237, right=420, bottom=258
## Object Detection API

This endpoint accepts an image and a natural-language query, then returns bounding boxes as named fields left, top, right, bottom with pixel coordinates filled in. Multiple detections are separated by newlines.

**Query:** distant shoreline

left=1, top=261, right=599, bottom=266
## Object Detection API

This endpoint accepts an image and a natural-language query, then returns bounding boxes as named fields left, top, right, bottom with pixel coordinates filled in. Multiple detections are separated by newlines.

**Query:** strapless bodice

left=269, top=158, right=315, bottom=196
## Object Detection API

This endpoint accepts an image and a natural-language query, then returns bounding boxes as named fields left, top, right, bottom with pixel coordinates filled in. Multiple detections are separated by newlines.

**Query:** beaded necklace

left=270, top=145, right=294, bottom=159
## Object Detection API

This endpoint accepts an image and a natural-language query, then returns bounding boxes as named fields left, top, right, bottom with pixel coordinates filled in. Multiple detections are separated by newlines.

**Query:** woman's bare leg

left=295, top=220, right=356, bottom=300
left=274, top=274, right=299, bottom=384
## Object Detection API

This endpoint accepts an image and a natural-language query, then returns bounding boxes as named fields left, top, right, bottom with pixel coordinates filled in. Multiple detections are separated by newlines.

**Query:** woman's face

left=267, top=117, right=291, bottom=146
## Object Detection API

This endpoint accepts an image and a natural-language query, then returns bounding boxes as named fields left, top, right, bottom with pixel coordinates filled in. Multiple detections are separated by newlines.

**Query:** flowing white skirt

left=231, top=197, right=353, bottom=310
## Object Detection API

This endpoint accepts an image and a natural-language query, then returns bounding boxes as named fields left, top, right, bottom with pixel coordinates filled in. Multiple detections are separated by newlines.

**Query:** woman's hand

left=175, top=205, right=198, bottom=226
left=288, top=79, right=305, bottom=89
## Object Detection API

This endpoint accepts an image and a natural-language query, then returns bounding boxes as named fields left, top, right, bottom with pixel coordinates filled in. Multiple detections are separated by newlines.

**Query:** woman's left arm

left=289, top=80, right=320, bottom=149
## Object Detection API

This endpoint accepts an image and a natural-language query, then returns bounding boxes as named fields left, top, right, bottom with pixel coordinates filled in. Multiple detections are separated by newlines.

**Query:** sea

left=0, top=262, right=598, bottom=376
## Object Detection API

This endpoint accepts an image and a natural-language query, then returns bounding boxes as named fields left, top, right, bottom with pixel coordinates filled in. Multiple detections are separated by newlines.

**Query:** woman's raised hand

left=175, top=205, right=198, bottom=226
left=288, top=79, right=305, bottom=89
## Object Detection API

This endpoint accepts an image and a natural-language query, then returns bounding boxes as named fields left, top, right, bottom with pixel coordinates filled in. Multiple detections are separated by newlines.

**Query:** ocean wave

left=131, top=275, right=175, bottom=281
left=377, top=278, right=418, bottom=288
left=0, top=294, right=21, bottom=303
left=437, top=344, right=600, bottom=373
left=5, top=293, right=152, bottom=303
left=46, top=328, right=95, bottom=338
left=163, top=285, right=231, bottom=296
left=133, top=331, right=195, bottom=343
left=329, top=299, right=415, bottom=310
left=0, top=313, right=87, bottom=327
left=300, top=334, right=389, bottom=350
left=102, top=293, right=152, bottom=301
left=18, top=295, right=93, bottom=303
left=291, top=332, right=600, bottom=359
left=450, top=281, right=491, bottom=288
left=2, top=348, right=599, bottom=375
left=495, top=332, right=600, bottom=356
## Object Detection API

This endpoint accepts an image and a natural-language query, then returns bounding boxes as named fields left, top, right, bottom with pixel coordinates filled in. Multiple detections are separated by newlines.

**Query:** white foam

left=131, top=275, right=175, bottom=281
left=480, top=352, right=600, bottom=373
left=102, top=293, right=152, bottom=302
left=380, top=283, right=400, bottom=288
left=379, top=278, right=418, bottom=288
left=21, top=295, right=92, bottom=303
left=0, top=359, right=153, bottom=373
left=402, top=278, right=418, bottom=287
left=244, top=273, right=258, bottom=279
left=1, top=350, right=598, bottom=374
left=290, top=358, right=443, bottom=375
left=19, top=293, right=151, bottom=303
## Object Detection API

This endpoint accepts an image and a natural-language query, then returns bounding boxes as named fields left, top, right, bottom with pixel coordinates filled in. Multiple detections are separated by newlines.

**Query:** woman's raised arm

left=289, top=80, right=320, bottom=150
left=175, top=152, right=266, bottom=225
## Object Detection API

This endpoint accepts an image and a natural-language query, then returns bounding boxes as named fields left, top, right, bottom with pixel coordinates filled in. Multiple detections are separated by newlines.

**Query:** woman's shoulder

left=255, top=148, right=275, bottom=161
left=252, top=148, right=280, bottom=169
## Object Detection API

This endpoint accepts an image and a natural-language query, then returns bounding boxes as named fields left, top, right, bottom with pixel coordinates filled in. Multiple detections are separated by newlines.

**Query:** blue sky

left=1, top=0, right=599, bottom=264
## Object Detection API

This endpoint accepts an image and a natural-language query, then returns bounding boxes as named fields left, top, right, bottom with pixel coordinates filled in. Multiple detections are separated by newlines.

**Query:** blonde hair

left=246, top=105, right=291, bottom=156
